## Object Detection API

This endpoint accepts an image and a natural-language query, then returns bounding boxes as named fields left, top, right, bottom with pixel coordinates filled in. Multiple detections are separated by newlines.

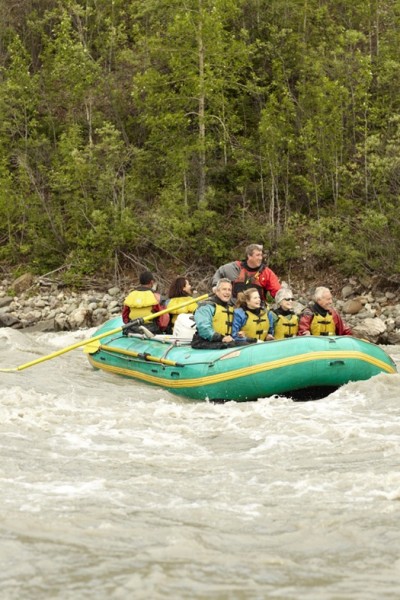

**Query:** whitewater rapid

left=0, top=328, right=399, bottom=599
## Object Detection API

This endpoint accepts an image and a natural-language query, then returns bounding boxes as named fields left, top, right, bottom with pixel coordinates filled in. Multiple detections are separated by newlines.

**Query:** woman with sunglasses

left=270, top=288, right=299, bottom=339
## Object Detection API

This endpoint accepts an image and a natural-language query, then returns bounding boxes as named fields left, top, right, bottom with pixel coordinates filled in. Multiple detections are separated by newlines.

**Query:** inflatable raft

left=85, top=317, right=397, bottom=402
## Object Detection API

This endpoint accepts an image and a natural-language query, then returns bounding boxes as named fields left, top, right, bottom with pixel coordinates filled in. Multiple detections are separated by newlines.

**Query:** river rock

left=13, top=273, right=35, bottom=294
left=23, top=309, right=43, bottom=323
left=0, top=312, right=21, bottom=328
left=341, top=285, right=354, bottom=299
left=386, top=291, right=396, bottom=300
left=357, top=307, right=376, bottom=319
left=92, top=308, right=109, bottom=325
left=54, top=314, right=69, bottom=331
left=352, top=317, right=387, bottom=343
left=0, top=296, right=13, bottom=308
left=34, top=298, right=48, bottom=309
left=67, top=307, right=92, bottom=329
left=108, top=287, right=121, bottom=297
left=387, top=330, right=400, bottom=344
left=24, top=319, right=56, bottom=333
left=343, top=299, right=363, bottom=315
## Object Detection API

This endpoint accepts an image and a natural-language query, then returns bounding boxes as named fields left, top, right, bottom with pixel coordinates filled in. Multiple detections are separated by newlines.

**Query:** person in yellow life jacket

left=122, top=271, right=169, bottom=334
left=166, top=276, right=198, bottom=334
left=270, top=288, right=299, bottom=339
left=232, top=288, right=274, bottom=342
left=191, top=279, right=253, bottom=349
left=298, top=286, right=352, bottom=336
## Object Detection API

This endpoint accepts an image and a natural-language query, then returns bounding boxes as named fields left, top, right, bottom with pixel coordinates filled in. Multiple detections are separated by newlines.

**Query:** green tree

left=130, top=0, right=254, bottom=248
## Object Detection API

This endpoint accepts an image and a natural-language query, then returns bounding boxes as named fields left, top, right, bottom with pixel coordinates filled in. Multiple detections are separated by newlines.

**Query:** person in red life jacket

left=298, top=286, right=352, bottom=336
left=122, top=271, right=169, bottom=335
left=211, top=243, right=281, bottom=304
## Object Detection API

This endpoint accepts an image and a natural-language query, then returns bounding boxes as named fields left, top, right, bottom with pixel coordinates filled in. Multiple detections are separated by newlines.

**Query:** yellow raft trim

left=88, top=349, right=396, bottom=389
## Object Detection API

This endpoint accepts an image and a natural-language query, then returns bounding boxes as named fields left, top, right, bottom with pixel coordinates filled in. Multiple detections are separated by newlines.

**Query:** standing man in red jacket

left=211, top=243, right=281, bottom=304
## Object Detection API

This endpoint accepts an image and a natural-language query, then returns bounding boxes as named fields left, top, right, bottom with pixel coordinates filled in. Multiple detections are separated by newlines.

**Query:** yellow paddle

left=0, top=293, right=208, bottom=372
left=93, top=344, right=184, bottom=367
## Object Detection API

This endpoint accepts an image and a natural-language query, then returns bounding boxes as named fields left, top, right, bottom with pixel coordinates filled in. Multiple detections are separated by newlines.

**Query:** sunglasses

left=283, top=297, right=294, bottom=301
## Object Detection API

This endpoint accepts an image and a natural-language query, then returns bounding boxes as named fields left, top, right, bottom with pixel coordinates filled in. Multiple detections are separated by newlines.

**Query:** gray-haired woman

left=270, top=288, right=299, bottom=339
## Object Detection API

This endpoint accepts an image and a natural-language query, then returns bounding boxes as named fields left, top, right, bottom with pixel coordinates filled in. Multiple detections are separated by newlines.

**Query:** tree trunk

left=197, top=0, right=206, bottom=205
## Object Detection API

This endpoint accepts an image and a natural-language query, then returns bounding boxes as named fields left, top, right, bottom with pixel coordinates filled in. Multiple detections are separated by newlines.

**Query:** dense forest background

left=1, top=0, right=400, bottom=288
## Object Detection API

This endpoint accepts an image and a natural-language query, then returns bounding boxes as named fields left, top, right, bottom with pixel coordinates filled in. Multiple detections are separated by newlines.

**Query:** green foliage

left=0, top=0, right=399, bottom=281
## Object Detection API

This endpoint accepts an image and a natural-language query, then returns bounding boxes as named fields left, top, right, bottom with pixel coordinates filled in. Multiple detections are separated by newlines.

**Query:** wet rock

left=0, top=312, right=21, bottom=328
left=24, top=319, right=56, bottom=333
left=54, top=314, right=69, bottom=331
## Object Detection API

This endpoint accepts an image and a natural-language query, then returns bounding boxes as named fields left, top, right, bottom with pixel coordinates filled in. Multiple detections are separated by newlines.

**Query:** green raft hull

left=86, top=317, right=397, bottom=402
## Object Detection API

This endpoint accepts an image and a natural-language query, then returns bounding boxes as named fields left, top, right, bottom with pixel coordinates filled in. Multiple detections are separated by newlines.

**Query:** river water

left=1, top=327, right=400, bottom=599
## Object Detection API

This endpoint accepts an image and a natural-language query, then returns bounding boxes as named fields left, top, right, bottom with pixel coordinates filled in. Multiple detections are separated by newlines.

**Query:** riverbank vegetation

left=1, top=0, right=400, bottom=285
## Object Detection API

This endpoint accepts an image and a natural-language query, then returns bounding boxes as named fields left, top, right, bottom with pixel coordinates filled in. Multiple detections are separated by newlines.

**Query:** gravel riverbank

left=0, top=272, right=399, bottom=344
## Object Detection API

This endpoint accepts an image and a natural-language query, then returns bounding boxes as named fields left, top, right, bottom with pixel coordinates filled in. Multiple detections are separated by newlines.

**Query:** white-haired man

left=298, top=287, right=352, bottom=336
left=211, top=243, right=281, bottom=303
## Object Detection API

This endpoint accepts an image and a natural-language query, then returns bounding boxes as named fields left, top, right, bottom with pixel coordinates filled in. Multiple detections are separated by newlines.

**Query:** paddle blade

left=83, top=340, right=101, bottom=354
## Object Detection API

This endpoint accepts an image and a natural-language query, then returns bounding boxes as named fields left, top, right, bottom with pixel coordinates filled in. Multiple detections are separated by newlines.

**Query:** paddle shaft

left=98, top=344, right=183, bottom=367
left=0, top=293, right=208, bottom=372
